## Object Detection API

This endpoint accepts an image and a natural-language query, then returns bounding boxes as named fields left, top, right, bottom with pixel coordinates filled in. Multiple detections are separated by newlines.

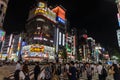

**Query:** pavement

left=0, top=65, right=113, bottom=80
left=0, top=64, right=34, bottom=80
left=0, top=65, right=16, bottom=80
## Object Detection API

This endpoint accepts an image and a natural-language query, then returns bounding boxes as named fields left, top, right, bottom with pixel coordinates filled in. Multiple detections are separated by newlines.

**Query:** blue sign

left=118, top=21, right=120, bottom=26
left=56, top=17, right=65, bottom=24
left=22, top=41, right=27, bottom=46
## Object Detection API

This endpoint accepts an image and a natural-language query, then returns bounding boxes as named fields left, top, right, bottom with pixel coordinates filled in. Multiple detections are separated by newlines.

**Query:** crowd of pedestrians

left=13, top=60, right=120, bottom=80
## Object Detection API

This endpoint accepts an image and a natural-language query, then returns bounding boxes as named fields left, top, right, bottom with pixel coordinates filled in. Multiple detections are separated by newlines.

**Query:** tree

left=110, top=48, right=120, bottom=62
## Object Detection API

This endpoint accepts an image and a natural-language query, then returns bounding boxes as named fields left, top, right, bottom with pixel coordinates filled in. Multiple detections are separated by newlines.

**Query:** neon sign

left=30, top=46, right=44, bottom=52
left=35, top=8, right=56, bottom=23
left=35, top=8, right=47, bottom=15
left=57, top=17, right=65, bottom=24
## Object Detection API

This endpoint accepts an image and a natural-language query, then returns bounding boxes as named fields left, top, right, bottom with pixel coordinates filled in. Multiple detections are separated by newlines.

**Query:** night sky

left=3, top=0, right=119, bottom=49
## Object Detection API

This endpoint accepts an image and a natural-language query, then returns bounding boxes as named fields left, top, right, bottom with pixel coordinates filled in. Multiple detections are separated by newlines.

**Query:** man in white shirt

left=97, top=62, right=103, bottom=80
left=15, top=61, right=21, bottom=70
left=66, top=63, right=69, bottom=72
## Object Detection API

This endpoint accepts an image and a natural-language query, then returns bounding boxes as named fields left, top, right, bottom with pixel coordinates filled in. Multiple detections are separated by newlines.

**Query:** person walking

left=15, top=60, right=22, bottom=70
left=101, top=65, right=108, bottom=80
left=113, top=64, right=120, bottom=80
left=34, top=62, right=40, bottom=80
left=86, top=63, right=92, bottom=80
left=68, top=61, right=77, bottom=80
left=44, top=63, right=51, bottom=80
left=97, top=62, right=103, bottom=80
left=19, top=63, right=30, bottom=80
left=107, top=66, right=114, bottom=80
left=14, top=60, right=22, bottom=80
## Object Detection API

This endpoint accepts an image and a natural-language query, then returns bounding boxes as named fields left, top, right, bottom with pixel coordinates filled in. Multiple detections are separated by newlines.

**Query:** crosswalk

left=6, top=65, right=112, bottom=80
left=7, top=65, right=44, bottom=80
left=7, top=67, right=33, bottom=80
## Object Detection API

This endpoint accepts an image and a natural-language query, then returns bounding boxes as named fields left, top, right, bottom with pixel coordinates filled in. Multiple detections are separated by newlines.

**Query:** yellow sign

left=35, top=8, right=47, bottom=15
left=30, top=46, right=44, bottom=52
left=34, top=8, right=56, bottom=23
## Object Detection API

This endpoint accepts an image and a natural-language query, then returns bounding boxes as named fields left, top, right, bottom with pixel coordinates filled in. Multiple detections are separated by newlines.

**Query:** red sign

left=52, top=6, right=65, bottom=20
left=83, top=34, right=88, bottom=39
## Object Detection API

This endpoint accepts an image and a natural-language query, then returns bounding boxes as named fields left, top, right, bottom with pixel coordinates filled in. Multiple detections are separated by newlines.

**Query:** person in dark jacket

left=113, top=64, right=120, bottom=80
left=68, top=61, right=77, bottom=80
left=34, top=62, right=40, bottom=80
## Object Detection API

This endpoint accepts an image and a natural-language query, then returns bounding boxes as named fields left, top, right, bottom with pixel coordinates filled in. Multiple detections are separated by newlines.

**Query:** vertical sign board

left=59, top=32, right=62, bottom=45
left=117, top=29, right=120, bottom=47
left=117, top=13, right=120, bottom=26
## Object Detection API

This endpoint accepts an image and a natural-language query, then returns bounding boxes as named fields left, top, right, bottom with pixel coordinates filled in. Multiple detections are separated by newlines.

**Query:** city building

left=0, top=0, right=9, bottom=59
left=52, top=5, right=66, bottom=62
left=23, top=1, right=57, bottom=61
left=2, top=33, right=21, bottom=60
left=1, top=34, right=10, bottom=59
left=65, top=28, right=77, bottom=61
left=0, top=0, right=9, bottom=28
left=23, top=0, right=67, bottom=62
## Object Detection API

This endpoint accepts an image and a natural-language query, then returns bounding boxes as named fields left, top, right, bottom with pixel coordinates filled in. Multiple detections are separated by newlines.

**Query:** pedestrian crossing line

left=7, top=67, right=34, bottom=80
left=6, top=65, right=44, bottom=80
left=30, top=74, right=34, bottom=80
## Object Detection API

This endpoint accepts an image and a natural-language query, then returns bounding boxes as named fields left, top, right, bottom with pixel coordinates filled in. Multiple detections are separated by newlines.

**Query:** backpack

left=24, top=73, right=30, bottom=80
left=101, top=67, right=108, bottom=77
left=14, top=70, right=20, bottom=80
left=45, top=67, right=51, bottom=79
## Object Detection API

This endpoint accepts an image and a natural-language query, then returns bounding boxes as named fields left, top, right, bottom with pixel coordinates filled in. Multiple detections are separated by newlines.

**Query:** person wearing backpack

left=44, top=63, right=51, bottom=80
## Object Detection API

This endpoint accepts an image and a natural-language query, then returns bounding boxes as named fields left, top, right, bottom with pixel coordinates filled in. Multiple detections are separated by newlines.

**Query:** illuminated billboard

left=0, top=30, right=5, bottom=41
left=117, top=29, right=120, bottom=47
left=34, top=2, right=56, bottom=23
left=52, top=6, right=66, bottom=24
left=30, top=45, right=44, bottom=52
left=117, top=13, right=120, bottom=26
left=52, top=6, right=65, bottom=20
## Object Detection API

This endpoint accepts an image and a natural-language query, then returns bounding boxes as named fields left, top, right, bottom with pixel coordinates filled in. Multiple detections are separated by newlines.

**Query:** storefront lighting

left=50, top=40, right=53, bottom=43
left=43, top=38, right=47, bottom=41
